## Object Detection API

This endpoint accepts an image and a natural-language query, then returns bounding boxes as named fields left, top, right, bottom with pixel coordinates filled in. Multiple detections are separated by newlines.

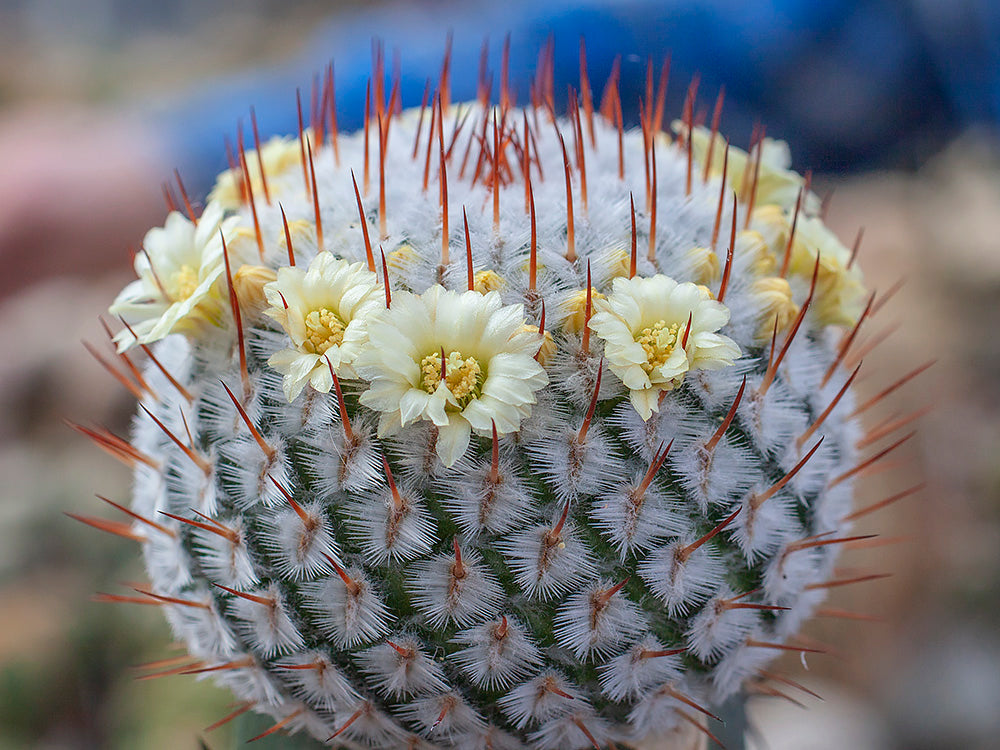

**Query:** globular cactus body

left=90, top=51, right=881, bottom=749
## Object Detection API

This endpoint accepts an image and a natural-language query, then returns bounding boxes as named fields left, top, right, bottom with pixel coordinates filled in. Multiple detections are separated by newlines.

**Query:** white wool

left=407, top=544, right=504, bottom=628
left=727, top=491, right=804, bottom=562
left=526, top=709, right=616, bottom=750
left=212, top=662, right=286, bottom=708
left=598, top=637, right=685, bottom=701
left=216, top=434, right=293, bottom=508
left=637, top=535, right=727, bottom=616
left=396, top=692, right=486, bottom=740
left=258, top=502, right=339, bottom=580
left=708, top=628, right=784, bottom=704
left=740, top=376, right=811, bottom=457
left=436, top=448, right=540, bottom=538
left=588, top=474, right=686, bottom=560
left=298, top=412, right=383, bottom=496
left=626, top=678, right=711, bottom=738
left=140, top=518, right=192, bottom=592
left=684, top=357, right=757, bottom=413
left=525, top=423, right=621, bottom=502
left=498, top=516, right=597, bottom=601
left=343, top=481, right=437, bottom=564
left=162, top=446, right=218, bottom=516
left=545, top=339, right=623, bottom=410
left=187, top=513, right=258, bottom=589
left=300, top=565, right=392, bottom=648
left=384, top=422, right=448, bottom=487
left=197, top=373, right=268, bottom=444
left=355, top=636, right=450, bottom=699
left=452, top=615, right=543, bottom=690
left=552, top=578, right=647, bottom=659
left=224, top=581, right=304, bottom=658
left=762, top=543, right=826, bottom=603
left=670, top=427, right=762, bottom=514
left=498, top=671, right=588, bottom=729
left=326, top=700, right=408, bottom=747
left=453, top=726, right=527, bottom=750
left=160, top=590, right=240, bottom=660
left=276, top=651, right=359, bottom=711
left=685, top=588, right=763, bottom=661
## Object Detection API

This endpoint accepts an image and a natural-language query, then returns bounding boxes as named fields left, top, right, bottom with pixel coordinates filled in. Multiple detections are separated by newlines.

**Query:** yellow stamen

left=636, top=320, right=680, bottom=374
left=420, top=350, right=483, bottom=405
left=170, top=265, right=200, bottom=300
left=303, top=308, right=346, bottom=354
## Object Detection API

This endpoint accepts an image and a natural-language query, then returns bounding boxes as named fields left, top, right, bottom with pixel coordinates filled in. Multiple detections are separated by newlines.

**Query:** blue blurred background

left=0, top=1, right=998, bottom=748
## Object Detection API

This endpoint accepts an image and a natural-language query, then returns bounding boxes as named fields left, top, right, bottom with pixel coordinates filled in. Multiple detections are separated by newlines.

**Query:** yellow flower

left=473, top=269, right=505, bottom=294
left=750, top=277, right=799, bottom=341
left=277, top=218, right=316, bottom=253
left=264, top=253, right=383, bottom=401
left=355, top=286, right=548, bottom=467
left=209, top=135, right=304, bottom=210
left=606, top=247, right=631, bottom=279
left=750, top=207, right=866, bottom=327
left=680, top=124, right=809, bottom=211
left=232, top=265, right=278, bottom=319
left=792, top=216, right=866, bottom=326
left=734, top=229, right=777, bottom=276
left=387, top=244, right=418, bottom=273
left=560, top=287, right=606, bottom=334
left=684, top=246, right=721, bottom=285
left=520, top=324, right=556, bottom=366
left=110, top=203, right=240, bottom=351
left=589, top=275, right=740, bottom=419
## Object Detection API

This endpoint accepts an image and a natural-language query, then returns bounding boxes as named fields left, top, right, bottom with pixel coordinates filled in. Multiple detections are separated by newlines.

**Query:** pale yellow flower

left=792, top=215, right=866, bottom=326
left=472, top=269, right=505, bottom=294
left=589, top=275, right=740, bottom=419
left=355, top=286, right=547, bottom=467
left=209, top=135, right=304, bottom=210
left=750, top=206, right=866, bottom=327
left=605, top=247, right=631, bottom=279
left=559, top=287, right=606, bottom=334
left=110, top=203, right=240, bottom=351
left=734, top=229, right=777, bottom=276
left=264, top=253, right=383, bottom=401
left=277, top=218, right=316, bottom=254
left=750, top=277, right=799, bottom=341
left=684, top=246, right=721, bottom=285
left=387, top=244, right=418, bottom=273
left=232, top=265, right=278, bottom=319
left=681, top=124, right=810, bottom=211
left=520, top=324, right=556, bottom=366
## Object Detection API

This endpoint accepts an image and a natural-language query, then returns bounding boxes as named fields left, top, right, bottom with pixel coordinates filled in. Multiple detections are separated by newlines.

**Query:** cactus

left=76, top=47, right=915, bottom=749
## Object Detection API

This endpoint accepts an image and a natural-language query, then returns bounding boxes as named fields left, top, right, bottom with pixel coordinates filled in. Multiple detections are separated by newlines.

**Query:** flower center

left=420, top=350, right=483, bottom=405
left=169, top=264, right=200, bottom=300
left=636, top=320, right=680, bottom=374
left=303, top=308, right=346, bottom=355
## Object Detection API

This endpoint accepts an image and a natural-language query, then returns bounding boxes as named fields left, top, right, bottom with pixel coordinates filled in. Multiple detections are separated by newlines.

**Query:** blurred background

left=0, top=1, right=998, bottom=748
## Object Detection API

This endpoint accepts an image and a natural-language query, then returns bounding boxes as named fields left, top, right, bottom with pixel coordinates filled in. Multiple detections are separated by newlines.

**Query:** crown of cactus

left=75, top=44, right=918, bottom=750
